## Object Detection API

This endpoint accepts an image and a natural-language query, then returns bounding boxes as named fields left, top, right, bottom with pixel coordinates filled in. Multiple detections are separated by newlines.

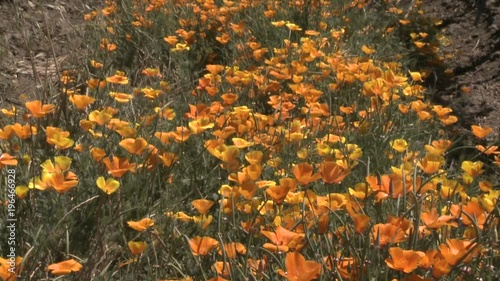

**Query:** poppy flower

left=102, top=156, right=135, bottom=178
left=90, top=147, right=106, bottom=162
left=47, top=133, right=74, bottom=150
left=0, top=153, right=17, bottom=168
left=47, top=259, right=82, bottom=275
left=385, top=247, right=425, bottom=273
left=100, top=38, right=117, bottom=51
left=439, top=239, right=478, bottom=265
left=461, top=161, right=484, bottom=178
left=245, top=150, right=263, bottom=165
left=0, top=125, right=14, bottom=140
left=206, top=64, right=224, bottom=75
left=11, top=123, right=38, bottom=139
left=292, top=162, right=320, bottom=186
left=128, top=241, right=147, bottom=255
left=109, top=92, right=134, bottom=103
left=391, top=139, right=408, bottom=153
left=424, top=139, right=453, bottom=155
left=319, top=161, right=350, bottom=184
left=89, top=110, right=113, bottom=125
left=266, top=184, right=290, bottom=205
left=420, top=209, right=456, bottom=229
left=170, top=127, right=192, bottom=143
left=191, top=199, right=214, bottom=215
left=1, top=105, right=16, bottom=117
left=213, top=261, right=231, bottom=277
left=361, top=45, right=376, bottom=55
left=352, top=213, right=371, bottom=234
left=25, top=100, right=55, bottom=118
left=106, top=71, right=128, bottom=84
left=277, top=252, right=321, bottom=281
left=188, top=117, right=214, bottom=134
left=96, top=177, right=120, bottom=194
left=158, top=152, right=178, bottom=167
left=70, top=95, right=95, bottom=110
left=261, top=226, right=305, bottom=253
left=371, top=223, right=405, bottom=246
left=189, top=236, right=219, bottom=256
left=218, top=242, right=247, bottom=258
left=471, top=125, right=493, bottom=139
left=417, top=154, right=444, bottom=174
left=119, top=137, right=148, bottom=155
left=141, top=67, right=162, bottom=78
left=49, top=171, right=79, bottom=193
left=0, top=256, right=23, bottom=281
left=127, top=218, right=155, bottom=232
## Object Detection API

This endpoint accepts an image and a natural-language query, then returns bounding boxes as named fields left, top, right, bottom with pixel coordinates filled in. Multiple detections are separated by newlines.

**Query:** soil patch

left=424, top=0, right=500, bottom=139
left=0, top=0, right=88, bottom=106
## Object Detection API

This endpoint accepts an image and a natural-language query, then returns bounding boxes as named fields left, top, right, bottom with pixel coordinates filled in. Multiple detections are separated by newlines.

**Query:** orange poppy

left=213, top=261, right=231, bottom=277
left=47, top=133, right=74, bottom=150
left=352, top=213, right=371, bottom=234
left=47, top=259, right=82, bottom=275
left=25, top=100, right=55, bottom=118
left=90, top=147, right=106, bottom=162
left=266, top=184, right=290, bottom=205
left=102, top=156, right=135, bottom=178
left=277, top=252, right=321, bottom=281
left=170, top=127, right=192, bottom=143
left=158, top=152, right=178, bottom=167
left=106, top=71, right=129, bottom=84
left=96, top=177, right=120, bottom=194
left=319, top=161, right=350, bottom=184
left=471, top=125, right=493, bottom=139
left=476, top=145, right=500, bottom=155
left=88, top=110, right=113, bottom=125
left=119, top=137, right=148, bottom=155
left=0, top=153, right=17, bottom=168
left=261, top=226, right=305, bottom=253
left=371, top=223, right=405, bottom=246
left=461, top=160, right=484, bottom=178
left=385, top=247, right=425, bottom=273
left=70, top=95, right=95, bottom=110
left=128, top=241, right=147, bottom=255
left=100, top=38, right=117, bottom=51
left=218, top=242, right=247, bottom=258
left=292, top=162, right=321, bottom=186
left=420, top=209, right=456, bottom=229
left=109, top=92, right=134, bottom=103
left=49, top=171, right=79, bottom=193
left=439, top=239, right=478, bottom=266
left=11, top=123, right=38, bottom=139
left=141, top=87, right=163, bottom=100
left=141, top=67, right=162, bottom=78
left=191, top=199, right=214, bottom=215
left=206, top=64, right=224, bottom=75
left=188, top=117, right=214, bottom=134
left=417, top=154, right=444, bottom=174
left=189, top=236, right=219, bottom=256
left=127, top=218, right=155, bottom=232
left=0, top=125, right=14, bottom=140
left=0, top=256, right=23, bottom=281
left=424, top=139, right=453, bottom=155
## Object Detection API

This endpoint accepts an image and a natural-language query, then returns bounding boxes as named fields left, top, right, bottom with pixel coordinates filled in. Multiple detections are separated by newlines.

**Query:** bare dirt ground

left=424, top=0, right=500, bottom=139
left=1, top=0, right=498, bottom=135
left=0, top=0, right=88, bottom=106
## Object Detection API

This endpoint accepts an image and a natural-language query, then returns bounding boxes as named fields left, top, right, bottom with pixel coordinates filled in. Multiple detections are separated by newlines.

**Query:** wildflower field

left=1, top=0, right=499, bottom=280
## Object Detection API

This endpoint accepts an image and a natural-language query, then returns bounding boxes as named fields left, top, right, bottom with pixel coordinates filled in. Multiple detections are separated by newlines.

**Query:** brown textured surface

left=424, top=0, right=500, bottom=138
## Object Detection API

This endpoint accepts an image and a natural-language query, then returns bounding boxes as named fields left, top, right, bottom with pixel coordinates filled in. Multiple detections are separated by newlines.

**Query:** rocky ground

left=424, top=0, right=500, bottom=139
